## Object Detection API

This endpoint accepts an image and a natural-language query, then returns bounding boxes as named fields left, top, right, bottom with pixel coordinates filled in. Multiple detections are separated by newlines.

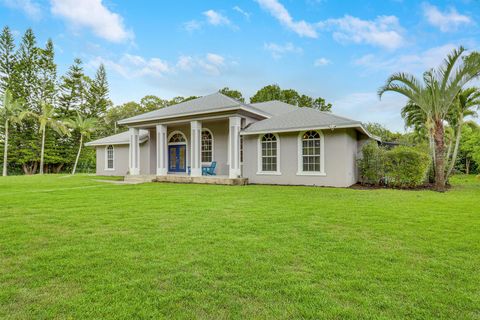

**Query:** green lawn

left=0, top=175, right=479, bottom=319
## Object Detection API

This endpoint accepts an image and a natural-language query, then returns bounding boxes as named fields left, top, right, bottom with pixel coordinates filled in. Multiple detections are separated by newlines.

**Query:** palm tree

left=1, top=90, right=24, bottom=176
left=65, top=112, right=97, bottom=175
left=21, top=101, right=69, bottom=174
left=445, top=88, right=480, bottom=177
left=379, top=47, right=480, bottom=191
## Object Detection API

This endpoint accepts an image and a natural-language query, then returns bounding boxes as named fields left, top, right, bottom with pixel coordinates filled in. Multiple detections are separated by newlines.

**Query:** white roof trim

left=117, top=106, right=270, bottom=125
left=84, top=136, right=148, bottom=147
left=241, top=124, right=381, bottom=141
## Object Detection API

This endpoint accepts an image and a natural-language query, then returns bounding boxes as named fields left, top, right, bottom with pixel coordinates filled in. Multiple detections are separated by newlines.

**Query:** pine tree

left=0, top=26, right=16, bottom=94
left=9, top=28, right=41, bottom=174
left=58, top=58, right=85, bottom=118
left=85, top=63, right=110, bottom=118
left=37, top=39, right=57, bottom=106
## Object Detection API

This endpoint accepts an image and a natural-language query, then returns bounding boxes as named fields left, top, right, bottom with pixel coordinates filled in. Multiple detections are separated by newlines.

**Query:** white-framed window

left=201, top=128, right=214, bottom=163
left=297, top=130, right=325, bottom=176
left=105, top=145, right=114, bottom=170
left=257, top=133, right=281, bottom=175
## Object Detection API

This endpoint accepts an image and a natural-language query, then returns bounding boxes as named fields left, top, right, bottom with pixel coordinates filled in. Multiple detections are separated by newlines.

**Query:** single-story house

left=85, top=92, right=377, bottom=187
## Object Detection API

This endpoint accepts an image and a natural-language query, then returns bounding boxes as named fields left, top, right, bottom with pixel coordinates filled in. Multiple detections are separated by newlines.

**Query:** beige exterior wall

left=242, top=128, right=362, bottom=187
left=95, top=142, right=150, bottom=176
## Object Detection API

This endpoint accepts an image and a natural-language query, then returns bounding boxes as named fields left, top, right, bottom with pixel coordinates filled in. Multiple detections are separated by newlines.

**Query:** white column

left=190, top=120, right=202, bottom=177
left=156, top=124, right=168, bottom=176
left=128, top=127, right=140, bottom=175
left=228, top=116, right=241, bottom=178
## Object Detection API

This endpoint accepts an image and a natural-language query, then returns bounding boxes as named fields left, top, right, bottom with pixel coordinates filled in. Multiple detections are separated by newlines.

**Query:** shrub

left=358, top=143, right=431, bottom=188
left=384, top=146, right=431, bottom=188
left=357, top=141, right=385, bottom=185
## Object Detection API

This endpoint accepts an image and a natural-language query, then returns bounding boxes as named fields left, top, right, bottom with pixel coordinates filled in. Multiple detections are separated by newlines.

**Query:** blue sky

left=1, top=0, right=479, bottom=131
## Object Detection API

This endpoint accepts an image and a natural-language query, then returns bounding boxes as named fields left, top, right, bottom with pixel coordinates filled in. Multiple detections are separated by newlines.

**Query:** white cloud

left=176, top=55, right=195, bottom=71
left=233, top=6, right=250, bottom=20
left=206, top=53, right=225, bottom=66
left=203, top=9, right=231, bottom=26
left=264, top=42, right=302, bottom=59
left=183, top=20, right=202, bottom=32
left=422, top=3, right=472, bottom=32
left=50, top=0, right=133, bottom=43
left=354, top=43, right=458, bottom=74
left=91, top=53, right=228, bottom=79
left=319, top=15, right=404, bottom=50
left=2, top=0, right=41, bottom=20
left=90, top=54, right=171, bottom=78
left=314, top=58, right=331, bottom=67
left=255, top=0, right=317, bottom=38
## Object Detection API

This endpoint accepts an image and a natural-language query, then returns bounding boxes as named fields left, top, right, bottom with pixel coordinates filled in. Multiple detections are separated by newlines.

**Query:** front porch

left=127, top=115, right=245, bottom=180
left=154, top=174, right=248, bottom=185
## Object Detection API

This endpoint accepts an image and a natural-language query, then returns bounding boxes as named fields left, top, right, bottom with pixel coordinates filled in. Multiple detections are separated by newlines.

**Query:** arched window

left=299, top=130, right=323, bottom=173
left=106, top=145, right=114, bottom=170
left=259, top=133, right=279, bottom=173
left=169, top=132, right=186, bottom=143
left=201, top=129, right=213, bottom=163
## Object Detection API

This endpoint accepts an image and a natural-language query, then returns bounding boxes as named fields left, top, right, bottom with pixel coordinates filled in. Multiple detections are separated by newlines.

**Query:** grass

left=0, top=174, right=479, bottom=319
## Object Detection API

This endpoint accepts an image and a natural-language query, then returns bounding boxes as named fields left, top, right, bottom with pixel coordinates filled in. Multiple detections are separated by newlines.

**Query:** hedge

left=358, top=142, right=431, bottom=188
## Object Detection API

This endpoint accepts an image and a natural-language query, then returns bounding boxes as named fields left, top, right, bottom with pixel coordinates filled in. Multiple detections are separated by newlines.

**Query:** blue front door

left=168, top=145, right=186, bottom=172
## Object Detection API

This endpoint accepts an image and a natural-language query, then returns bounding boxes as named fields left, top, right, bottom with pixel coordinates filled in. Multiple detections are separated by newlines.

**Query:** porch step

left=124, top=175, right=156, bottom=184
left=154, top=175, right=248, bottom=186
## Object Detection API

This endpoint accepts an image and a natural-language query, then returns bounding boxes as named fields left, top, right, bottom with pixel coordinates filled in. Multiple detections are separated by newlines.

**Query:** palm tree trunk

left=429, top=129, right=436, bottom=168
left=2, top=120, right=9, bottom=177
left=39, top=127, right=46, bottom=174
left=72, top=135, right=83, bottom=175
left=445, top=134, right=453, bottom=170
left=433, top=119, right=446, bottom=191
left=446, top=121, right=462, bottom=178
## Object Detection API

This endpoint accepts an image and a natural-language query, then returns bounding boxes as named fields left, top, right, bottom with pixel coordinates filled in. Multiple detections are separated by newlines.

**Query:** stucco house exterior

left=85, top=92, right=377, bottom=187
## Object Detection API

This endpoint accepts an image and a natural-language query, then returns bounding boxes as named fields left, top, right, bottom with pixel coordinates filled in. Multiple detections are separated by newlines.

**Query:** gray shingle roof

left=242, top=107, right=363, bottom=134
left=85, top=129, right=149, bottom=146
left=118, top=92, right=269, bottom=124
left=249, top=100, right=298, bottom=116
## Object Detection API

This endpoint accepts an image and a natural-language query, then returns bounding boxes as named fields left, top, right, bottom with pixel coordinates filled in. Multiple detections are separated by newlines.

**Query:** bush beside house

left=358, top=142, right=431, bottom=188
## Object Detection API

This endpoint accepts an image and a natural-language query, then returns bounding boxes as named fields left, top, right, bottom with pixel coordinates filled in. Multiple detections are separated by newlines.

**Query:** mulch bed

left=350, top=183, right=451, bottom=191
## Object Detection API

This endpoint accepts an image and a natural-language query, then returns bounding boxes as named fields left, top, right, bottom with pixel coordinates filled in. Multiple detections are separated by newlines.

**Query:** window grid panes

left=240, top=136, right=243, bottom=163
left=302, top=131, right=321, bottom=172
left=169, top=133, right=185, bottom=143
left=261, top=133, right=277, bottom=172
left=201, top=130, right=213, bottom=162
left=107, top=145, right=114, bottom=169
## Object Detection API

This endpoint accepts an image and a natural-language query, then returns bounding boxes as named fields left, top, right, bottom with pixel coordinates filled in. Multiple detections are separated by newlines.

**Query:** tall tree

left=379, top=47, right=480, bottom=191
left=9, top=28, right=42, bottom=174
left=219, top=87, right=244, bottom=102
left=20, top=102, right=69, bottom=174
left=58, top=58, right=85, bottom=117
left=0, top=26, right=16, bottom=94
left=65, top=112, right=97, bottom=175
left=85, top=63, right=110, bottom=118
left=1, top=90, right=23, bottom=176
left=37, top=39, right=57, bottom=106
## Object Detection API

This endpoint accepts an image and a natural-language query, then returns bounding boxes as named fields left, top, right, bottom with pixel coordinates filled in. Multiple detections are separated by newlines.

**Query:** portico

left=127, top=115, right=246, bottom=179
